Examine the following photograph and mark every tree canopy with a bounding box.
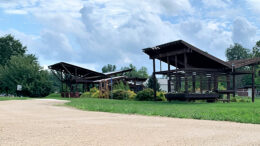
[225,43,251,61]
[121,64,149,78]
[0,55,52,97]
[225,41,260,88]
[102,64,116,73]
[0,34,26,66]
[146,76,160,91]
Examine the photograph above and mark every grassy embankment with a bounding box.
[0,97,28,101]
[45,93,260,124]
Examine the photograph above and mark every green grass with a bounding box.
[0,97,28,101]
[45,94,260,124]
[2,93,260,124]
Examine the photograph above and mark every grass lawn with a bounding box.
[0,97,28,101]
[45,94,260,124]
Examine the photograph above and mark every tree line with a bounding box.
[0,34,59,97]
[225,41,260,88]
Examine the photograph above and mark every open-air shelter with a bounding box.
[143,40,260,102]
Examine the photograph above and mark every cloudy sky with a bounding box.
[0,0,260,73]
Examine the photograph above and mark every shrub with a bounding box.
[113,81,130,90]
[92,91,100,98]
[127,90,136,100]
[112,89,129,100]
[136,88,154,101]
[80,92,91,98]
[156,91,167,101]
[80,87,100,98]
[231,97,237,102]
[239,98,246,102]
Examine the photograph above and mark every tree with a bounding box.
[0,34,26,66]
[102,64,116,73]
[225,43,251,61]
[121,64,149,78]
[146,76,160,91]
[0,55,52,97]
[252,40,260,58]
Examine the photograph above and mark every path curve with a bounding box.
[0,99,260,146]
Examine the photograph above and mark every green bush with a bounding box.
[112,89,127,100]
[231,97,237,102]
[239,98,246,102]
[113,81,130,90]
[156,91,167,101]
[127,90,136,100]
[80,87,100,98]
[136,88,154,101]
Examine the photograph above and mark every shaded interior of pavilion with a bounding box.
[143,40,260,102]
[48,62,146,97]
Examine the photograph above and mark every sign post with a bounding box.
[17,85,22,97]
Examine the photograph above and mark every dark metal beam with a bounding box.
[167,56,171,92]
[153,58,156,98]
[61,64,72,75]
[252,66,255,102]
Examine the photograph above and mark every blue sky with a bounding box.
[0,0,260,74]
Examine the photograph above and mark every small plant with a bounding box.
[239,98,246,102]
[231,97,237,102]
[112,89,129,100]
[136,88,154,101]
[80,87,100,98]
[156,91,167,101]
[127,90,136,100]
[113,81,130,90]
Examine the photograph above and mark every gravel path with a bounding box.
[0,99,260,146]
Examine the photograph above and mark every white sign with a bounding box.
[17,85,22,91]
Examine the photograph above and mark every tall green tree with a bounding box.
[121,64,149,78]
[225,42,260,88]
[146,76,160,91]
[225,43,251,61]
[0,34,26,66]
[0,55,52,97]
[102,64,116,73]
[252,40,260,58]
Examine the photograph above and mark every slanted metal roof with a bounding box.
[48,62,133,81]
[143,40,231,70]
[228,57,260,69]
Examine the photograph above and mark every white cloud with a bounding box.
[202,0,231,8]
[247,0,260,14]
[1,0,260,73]
[232,17,257,48]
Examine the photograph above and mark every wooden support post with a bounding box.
[167,56,171,92]
[192,73,196,93]
[233,71,236,97]
[160,60,162,71]
[75,68,78,93]
[185,75,188,93]
[226,75,230,102]
[252,66,255,103]
[207,75,211,91]
[175,76,178,92]
[60,70,63,93]
[175,55,178,92]
[200,75,203,94]
[153,58,156,98]
[213,74,218,91]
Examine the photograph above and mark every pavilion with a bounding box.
[143,40,260,102]
[48,62,132,97]
[48,62,147,97]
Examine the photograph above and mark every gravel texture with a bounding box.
[0,99,260,146]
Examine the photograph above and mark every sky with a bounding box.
[0,0,260,74]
